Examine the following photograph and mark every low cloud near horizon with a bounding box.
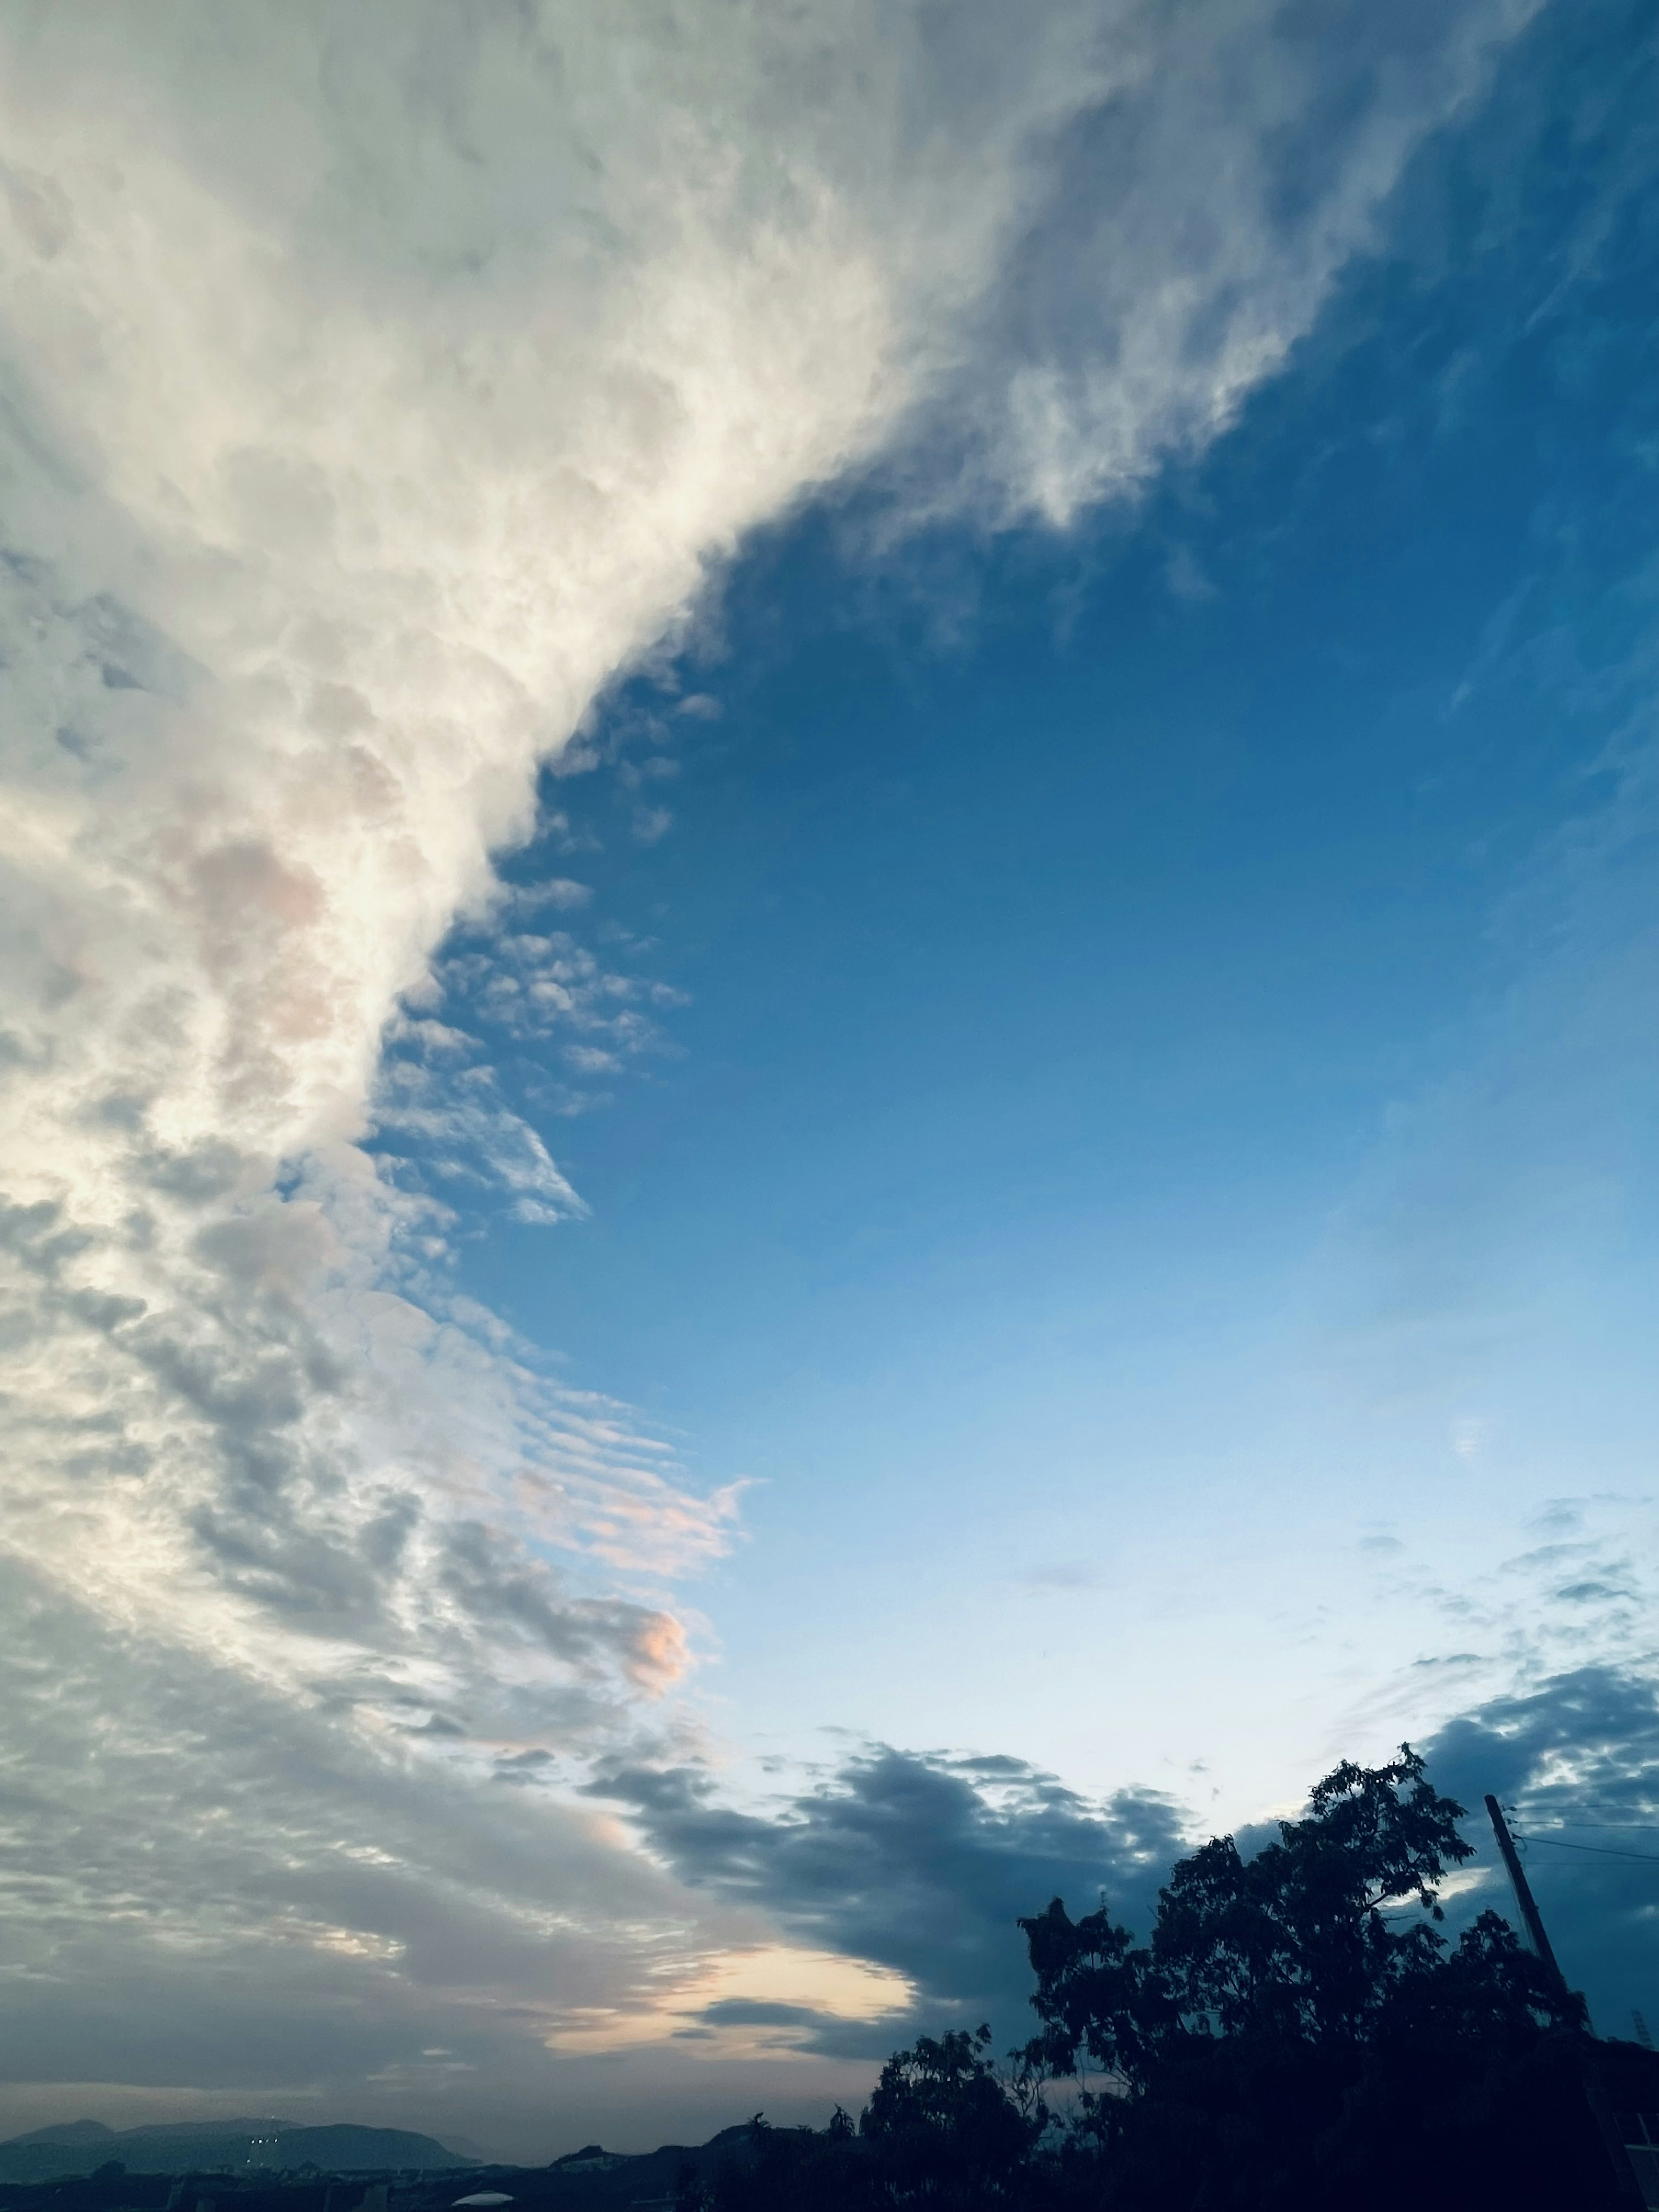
[3,1592,1653,2161]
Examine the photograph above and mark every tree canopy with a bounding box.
[1020,1745,1578,2085]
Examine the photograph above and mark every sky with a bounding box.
[0,0,1656,2165]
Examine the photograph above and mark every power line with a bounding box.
[1484,1797,1645,2206]
[1513,1834,1659,1866]
[1513,1814,1659,1835]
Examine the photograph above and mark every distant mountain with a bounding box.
[3,2126,117,2148]
[0,2123,791,2209]
[0,2122,474,2184]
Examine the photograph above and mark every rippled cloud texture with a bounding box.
[0,0,1537,2154]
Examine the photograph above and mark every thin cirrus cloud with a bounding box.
[0,0,1540,2147]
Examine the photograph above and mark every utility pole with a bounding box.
[1484,1795,1570,1994]
[1485,1795,1644,2206]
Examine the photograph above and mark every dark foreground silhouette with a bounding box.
[6,1754,1654,2211]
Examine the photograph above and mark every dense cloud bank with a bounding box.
[597,1664,1659,2062]
[0,0,1557,2148]
[1425,1666,1659,2039]
[588,1751,1185,2054]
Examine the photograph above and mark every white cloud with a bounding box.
[0,0,1539,2139]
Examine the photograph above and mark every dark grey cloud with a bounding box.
[436,1518,682,1688]
[593,1665,1659,2063]
[588,1749,1185,2052]
[1424,1664,1659,2037]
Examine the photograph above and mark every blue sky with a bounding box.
[0,0,1656,2162]
[453,0,1659,1812]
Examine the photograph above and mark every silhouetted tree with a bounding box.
[861,2026,1042,2203]
[701,2035,1042,2209]
[706,2111,871,2212]
[1021,1748,1496,2080]
[1019,1746,1629,2210]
